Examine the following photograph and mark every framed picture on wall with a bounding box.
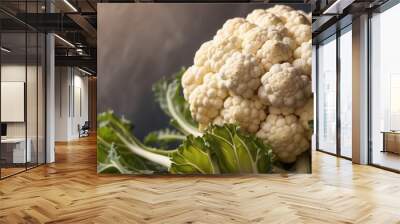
[97,3,313,175]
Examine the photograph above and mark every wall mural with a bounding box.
[97,3,313,175]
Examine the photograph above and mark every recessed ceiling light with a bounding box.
[54,34,75,48]
[63,0,78,12]
[78,67,93,76]
[323,0,355,15]
[1,47,11,53]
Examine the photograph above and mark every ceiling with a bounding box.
[5,0,388,74]
[310,0,390,43]
[0,0,98,74]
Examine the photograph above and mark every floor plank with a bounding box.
[0,135,399,224]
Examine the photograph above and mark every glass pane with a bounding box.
[25,0,38,169]
[339,28,352,158]
[1,31,27,177]
[317,36,337,154]
[38,33,45,165]
[371,4,400,171]
[27,31,38,169]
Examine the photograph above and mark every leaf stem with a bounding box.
[166,81,202,137]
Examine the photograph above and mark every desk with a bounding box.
[381,131,400,154]
[1,138,31,163]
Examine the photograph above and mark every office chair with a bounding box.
[79,121,90,138]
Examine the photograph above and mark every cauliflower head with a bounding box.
[181,5,313,163]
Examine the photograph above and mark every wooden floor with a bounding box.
[0,136,400,224]
[372,150,400,171]
[1,167,26,178]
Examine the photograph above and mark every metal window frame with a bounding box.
[315,18,353,161]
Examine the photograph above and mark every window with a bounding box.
[339,26,352,158]
[370,2,400,171]
[316,24,353,159]
[317,35,337,154]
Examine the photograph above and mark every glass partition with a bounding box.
[0,1,46,179]
[0,31,28,177]
[317,35,337,154]
[27,31,38,169]
[38,32,45,165]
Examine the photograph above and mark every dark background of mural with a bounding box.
[98,3,310,139]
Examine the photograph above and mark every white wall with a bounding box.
[55,67,70,141]
[55,67,89,141]
[1,65,27,140]
[1,65,38,138]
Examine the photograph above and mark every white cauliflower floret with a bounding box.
[217,96,266,133]
[217,18,247,36]
[245,9,265,22]
[258,63,311,108]
[188,74,228,130]
[282,36,297,51]
[207,36,242,73]
[194,41,213,67]
[266,5,294,17]
[246,10,283,29]
[218,52,264,98]
[294,40,312,59]
[256,40,293,71]
[296,10,312,24]
[287,24,311,46]
[215,18,255,40]
[293,40,312,76]
[256,114,309,163]
[293,58,311,76]
[266,25,292,38]
[181,65,212,100]
[241,27,275,55]
[281,10,310,27]
[295,98,314,136]
[264,5,311,47]
[244,24,296,57]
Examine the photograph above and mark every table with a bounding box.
[381,131,400,154]
[1,138,32,164]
